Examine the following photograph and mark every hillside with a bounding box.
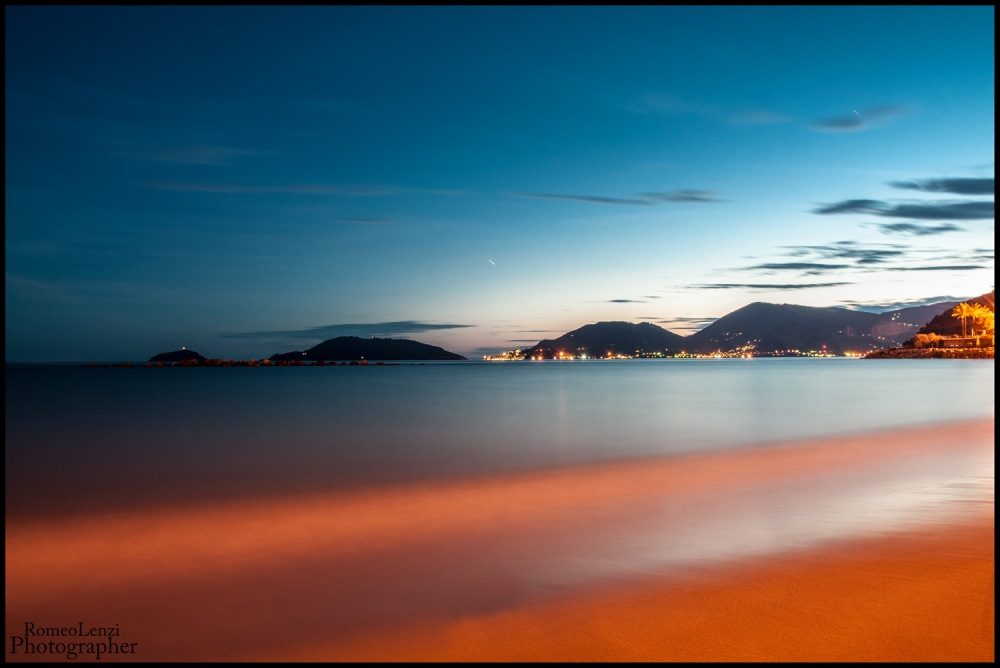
[917,291,995,337]
[519,322,687,359]
[511,297,968,359]
[270,336,467,361]
[685,303,884,355]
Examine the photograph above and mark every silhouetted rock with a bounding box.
[270,336,466,362]
[149,349,207,363]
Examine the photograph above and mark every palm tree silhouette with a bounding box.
[952,303,976,338]
[969,305,994,341]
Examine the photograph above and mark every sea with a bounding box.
[6,358,994,520]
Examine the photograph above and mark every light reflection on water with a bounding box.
[5,358,994,517]
[532,445,994,590]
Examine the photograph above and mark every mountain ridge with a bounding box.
[513,298,976,358]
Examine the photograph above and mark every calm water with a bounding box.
[6,358,995,518]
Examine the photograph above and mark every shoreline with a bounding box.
[865,346,994,359]
[282,520,995,662]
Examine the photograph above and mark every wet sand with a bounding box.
[284,522,995,662]
[5,418,994,661]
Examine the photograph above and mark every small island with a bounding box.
[271,336,467,362]
[149,349,207,363]
[134,336,468,367]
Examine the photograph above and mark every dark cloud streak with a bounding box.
[810,105,904,132]
[814,199,993,221]
[692,282,852,290]
[876,222,963,236]
[748,261,852,274]
[641,189,722,203]
[890,178,994,196]
[884,265,985,272]
[783,242,905,264]
[841,295,969,312]
[518,193,652,206]
[517,190,723,206]
[222,321,474,341]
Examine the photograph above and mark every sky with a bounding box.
[5,6,995,361]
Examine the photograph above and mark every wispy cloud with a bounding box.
[628,92,790,126]
[143,182,399,195]
[840,295,968,312]
[222,321,474,341]
[783,242,905,265]
[510,329,563,334]
[339,217,394,224]
[118,144,267,165]
[692,282,852,290]
[875,222,963,236]
[641,189,722,203]
[607,299,646,303]
[890,177,994,196]
[143,183,471,197]
[516,193,653,206]
[628,92,713,116]
[884,265,985,272]
[728,110,792,125]
[744,240,993,276]
[516,189,722,207]
[651,316,719,332]
[810,105,905,133]
[814,199,993,221]
[747,261,852,274]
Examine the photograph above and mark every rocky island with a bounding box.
[271,336,467,362]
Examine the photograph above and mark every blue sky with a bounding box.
[6,7,994,360]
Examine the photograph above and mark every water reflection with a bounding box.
[5,359,994,518]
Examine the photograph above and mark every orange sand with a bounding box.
[5,418,994,661]
[282,522,996,662]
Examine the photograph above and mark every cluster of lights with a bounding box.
[485,344,867,360]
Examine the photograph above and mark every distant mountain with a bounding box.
[685,303,884,354]
[270,336,467,361]
[917,291,995,337]
[519,322,687,358]
[513,297,969,359]
[149,349,206,363]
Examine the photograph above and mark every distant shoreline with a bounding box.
[864,347,994,359]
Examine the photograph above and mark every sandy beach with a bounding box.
[285,522,995,662]
[5,418,994,661]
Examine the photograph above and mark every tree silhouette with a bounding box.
[952,303,976,338]
[914,333,943,348]
[969,304,994,343]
